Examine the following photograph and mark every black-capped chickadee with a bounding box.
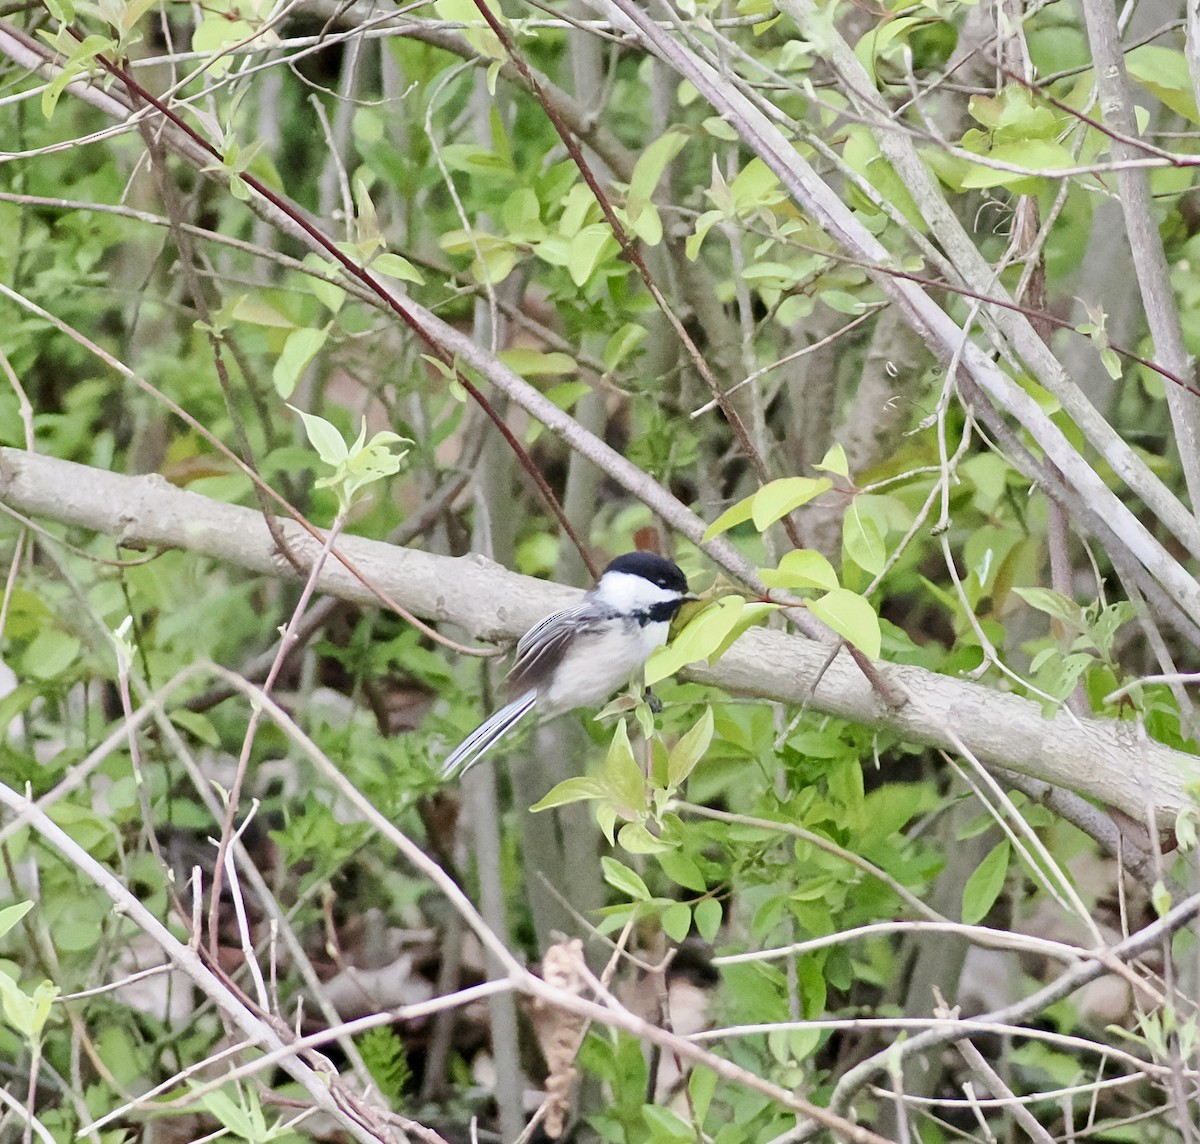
[442,551,694,779]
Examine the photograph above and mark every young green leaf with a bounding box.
[643,1104,693,1140]
[759,548,840,592]
[750,477,832,532]
[808,589,882,659]
[693,898,722,942]
[498,348,578,377]
[273,326,329,399]
[667,707,714,788]
[0,901,33,941]
[371,252,425,285]
[22,628,81,680]
[961,840,1010,924]
[603,720,647,813]
[618,821,672,854]
[1012,586,1086,630]
[645,597,778,685]
[689,1065,718,1124]
[601,856,650,901]
[657,850,707,893]
[530,777,606,813]
[844,507,887,576]
[290,408,409,513]
[815,442,850,477]
[288,405,347,466]
[627,130,689,225]
[661,902,692,943]
[567,225,615,287]
[644,597,741,685]
[703,494,756,541]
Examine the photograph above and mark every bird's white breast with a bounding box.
[540,618,669,714]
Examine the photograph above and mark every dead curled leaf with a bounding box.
[536,939,587,1138]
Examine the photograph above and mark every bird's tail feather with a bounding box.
[441,689,537,779]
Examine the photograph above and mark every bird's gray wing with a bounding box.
[506,600,615,694]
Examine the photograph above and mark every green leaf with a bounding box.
[0,974,56,1043]
[21,628,81,680]
[27,981,57,1041]
[657,850,707,893]
[629,203,663,246]
[301,254,346,314]
[815,442,849,477]
[689,1065,717,1124]
[661,902,692,943]
[169,708,221,747]
[667,707,714,788]
[41,34,112,119]
[0,974,36,1040]
[197,1087,258,1141]
[1126,45,1200,124]
[567,225,615,287]
[1100,347,1122,381]
[371,252,425,285]
[627,130,689,225]
[0,902,32,941]
[229,293,295,329]
[844,506,887,575]
[433,0,505,58]
[273,326,329,399]
[759,549,840,592]
[47,802,116,856]
[191,14,255,74]
[842,124,926,230]
[686,208,724,260]
[645,596,741,685]
[602,856,650,901]
[808,589,881,659]
[1152,879,1172,917]
[530,777,606,812]
[703,495,756,541]
[646,598,777,685]
[854,15,927,76]
[603,323,648,372]
[959,139,1077,189]
[1175,807,1197,853]
[962,840,1010,924]
[729,157,784,213]
[597,802,618,846]
[288,405,347,466]
[289,409,408,512]
[603,720,647,813]
[1012,586,1085,629]
[358,1025,412,1105]
[618,821,672,854]
[750,477,832,531]
[642,1104,693,1140]
[498,348,578,377]
[693,898,722,942]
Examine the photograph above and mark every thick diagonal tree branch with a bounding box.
[2,447,1196,825]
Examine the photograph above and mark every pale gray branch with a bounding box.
[1081,0,1200,515]
[2,447,1196,824]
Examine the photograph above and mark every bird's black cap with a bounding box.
[602,551,690,594]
